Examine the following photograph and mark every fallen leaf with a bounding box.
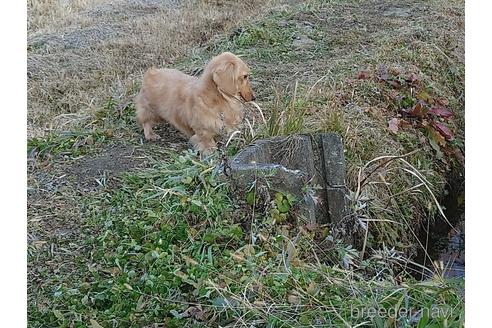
[432,121,455,141]
[183,255,198,266]
[193,308,207,321]
[287,293,301,305]
[435,97,449,106]
[390,66,402,76]
[404,102,426,118]
[452,147,465,163]
[111,267,120,276]
[428,137,445,161]
[136,295,146,312]
[231,251,245,262]
[423,126,446,161]
[357,70,371,79]
[257,232,268,242]
[416,90,434,104]
[428,106,454,118]
[253,300,266,307]
[399,119,412,129]
[304,223,319,231]
[388,79,402,89]
[174,271,188,280]
[243,244,255,256]
[425,126,446,147]
[406,72,421,85]
[306,281,319,295]
[181,306,207,321]
[388,118,399,134]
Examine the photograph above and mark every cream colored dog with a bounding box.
[135,52,255,154]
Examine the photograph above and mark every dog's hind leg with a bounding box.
[136,93,161,141]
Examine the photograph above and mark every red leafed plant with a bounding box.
[357,65,462,163]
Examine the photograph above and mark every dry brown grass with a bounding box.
[28,0,106,32]
[27,0,279,138]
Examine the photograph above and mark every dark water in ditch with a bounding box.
[414,169,465,280]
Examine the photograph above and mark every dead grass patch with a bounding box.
[28,0,279,137]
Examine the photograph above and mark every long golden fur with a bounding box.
[135,52,255,154]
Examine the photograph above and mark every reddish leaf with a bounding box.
[357,70,371,79]
[432,121,455,141]
[435,97,449,106]
[388,118,399,134]
[406,73,421,85]
[390,66,402,76]
[404,102,426,118]
[388,80,402,89]
[428,106,454,118]
[399,119,412,129]
[426,126,446,147]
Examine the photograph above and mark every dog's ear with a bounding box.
[212,61,238,96]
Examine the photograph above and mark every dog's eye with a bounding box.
[243,74,249,80]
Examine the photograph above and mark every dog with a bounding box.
[135,52,255,154]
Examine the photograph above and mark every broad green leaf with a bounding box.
[246,191,256,205]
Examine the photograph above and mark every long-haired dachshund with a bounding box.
[135,52,255,154]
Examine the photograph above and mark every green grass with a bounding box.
[28,151,464,327]
[27,98,138,159]
[28,130,110,158]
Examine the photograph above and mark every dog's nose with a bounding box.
[252,94,256,101]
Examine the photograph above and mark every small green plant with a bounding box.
[94,97,137,128]
[27,130,109,158]
[322,109,344,134]
[270,191,295,224]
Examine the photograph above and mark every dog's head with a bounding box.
[210,52,255,102]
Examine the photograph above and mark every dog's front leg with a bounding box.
[189,131,217,155]
[142,122,161,141]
